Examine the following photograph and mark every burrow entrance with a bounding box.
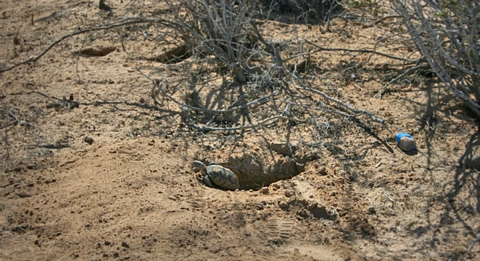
[214,143,319,190]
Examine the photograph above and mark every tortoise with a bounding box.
[192,160,239,190]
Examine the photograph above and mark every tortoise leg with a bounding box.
[204,176,214,188]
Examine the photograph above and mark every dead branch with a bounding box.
[285,67,386,124]
[371,15,403,26]
[0,17,174,73]
[0,109,19,130]
[187,115,281,132]
[7,110,18,124]
[460,233,480,261]
[304,39,420,64]
[377,63,424,98]
[139,69,279,114]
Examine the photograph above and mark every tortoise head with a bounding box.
[192,160,207,174]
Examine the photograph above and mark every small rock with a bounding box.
[297,209,310,218]
[259,187,269,194]
[13,35,20,45]
[318,167,328,175]
[18,120,31,127]
[284,190,295,197]
[84,136,94,145]
[278,201,288,208]
[367,205,376,214]
[396,133,417,152]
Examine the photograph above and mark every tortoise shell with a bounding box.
[192,161,239,190]
[205,164,239,190]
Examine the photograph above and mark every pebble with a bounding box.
[396,133,417,152]
[18,120,31,127]
[318,167,328,176]
[84,136,94,145]
[367,205,376,214]
[278,201,288,208]
[256,203,264,210]
[284,190,295,197]
[259,187,269,194]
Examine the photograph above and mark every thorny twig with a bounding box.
[377,63,424,98]
[460,233,480,261]
[139,69,292,131]
[138,69,279,114]
[285,67,386,124]
[0,17,174,73]
[304,39,420,64]
[420,236,434,261]
[0,110,19,130]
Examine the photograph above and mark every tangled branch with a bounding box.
[1,0,390,136]
[0,17,174,73]
[390,0,480,116]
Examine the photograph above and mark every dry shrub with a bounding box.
[152,0,384,132]
[390,0,480,117]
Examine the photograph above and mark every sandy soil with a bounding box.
[1,1,479,260]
